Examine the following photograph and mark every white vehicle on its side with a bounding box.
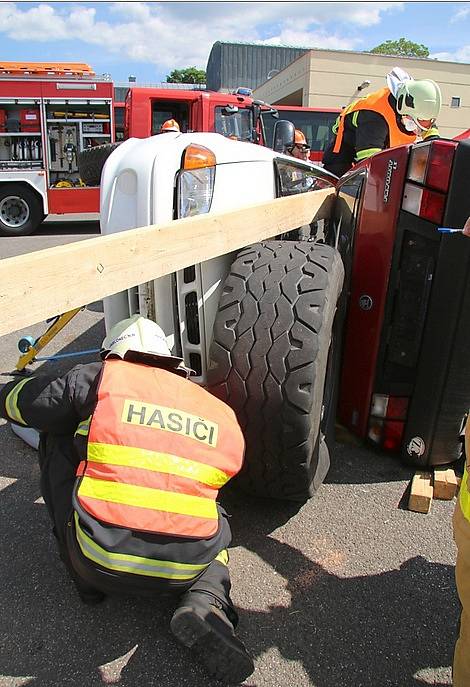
[82,129,343,502]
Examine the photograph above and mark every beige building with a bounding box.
[253,48,470,138]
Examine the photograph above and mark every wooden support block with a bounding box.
[433,467,458,500]
[408,471,433,514]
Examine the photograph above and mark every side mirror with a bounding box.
[222,105,239,115]
[273,119,295,152]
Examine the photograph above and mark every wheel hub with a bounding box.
[0,195,30,228]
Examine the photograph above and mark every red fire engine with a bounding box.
[117,87,338,162]
[0,62,114,236]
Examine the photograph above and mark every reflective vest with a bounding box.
[332,87,415,154]
[460,419,470,524]
[75,359,244,539]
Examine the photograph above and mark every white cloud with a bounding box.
[0,2,404,72]
[430,46,470,62]
[450,3,470,23]
[261,29,362,51]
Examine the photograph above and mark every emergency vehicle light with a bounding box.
[407,140,455,193]
[402,183,446,225]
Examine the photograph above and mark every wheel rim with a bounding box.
[0,195,30,228]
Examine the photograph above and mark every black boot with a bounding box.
[170,592,254,684]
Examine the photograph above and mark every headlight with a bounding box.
[177,167,215,218]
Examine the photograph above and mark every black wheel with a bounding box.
[0,184,44,237]
[208,241,344,502]
[78,143,121,186]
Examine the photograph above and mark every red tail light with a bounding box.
[368,394,409,451]
[402,183,446,224]
[426,141,455,192]
[407,140,456,192]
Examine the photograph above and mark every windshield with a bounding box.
[214,107,254,142]
[262,110,338,152]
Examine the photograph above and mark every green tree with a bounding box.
[370,38,429,58]
[166,67,206,84]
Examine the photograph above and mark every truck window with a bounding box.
[262,110,337,152]
[151,101,189,135]
[214,107,253,141]
[275,159,335,197]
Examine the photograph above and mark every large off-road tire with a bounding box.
[0,183,44,237]
[78,142,121,186]
[208,241,344,502]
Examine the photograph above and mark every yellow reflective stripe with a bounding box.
[87,442,229,488]
[355,147,381,162]
[79,475,218,520]
[215,549,229,566]
[422,126,439,139]
[75,416,91,437]
[352,110,359,128]
[5,377,33,425]
[74,513,207,579]
[459,468,470,522]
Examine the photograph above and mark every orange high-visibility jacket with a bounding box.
[76,359,245,538]
[333,87,415,154]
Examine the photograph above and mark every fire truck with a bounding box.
[115,86,338,162]
[0,62,114,236]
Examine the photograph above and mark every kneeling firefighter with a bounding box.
[0,315,254,683]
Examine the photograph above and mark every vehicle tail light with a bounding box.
[367,394,409,451]
[407,140,456,192]
[402,183,446,224]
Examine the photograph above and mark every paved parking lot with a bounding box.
[0,227,460,686]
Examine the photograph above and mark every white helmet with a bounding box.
[101,315,186,369]
[395,79,441,125]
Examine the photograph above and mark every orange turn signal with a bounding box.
[182,144,216,170]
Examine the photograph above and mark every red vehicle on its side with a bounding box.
[0,62,114,236]
[334,137,470,468]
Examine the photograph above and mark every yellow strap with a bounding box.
[460,468,470,522]
[87,442,229,488]
[215,549,229,566]
[74,513,208,579]
[5,377,33,425]
[75,416,91,437]
[355,147,381,162]
[352,111,359,128]
[79,475,218,520]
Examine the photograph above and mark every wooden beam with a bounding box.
[433,467,458,500]
[408,471,433,514]
[0,188,334,337]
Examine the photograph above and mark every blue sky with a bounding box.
[0,2,469,84]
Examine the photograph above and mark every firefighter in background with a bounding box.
[323,71,442,177]
[286,129,311,161]
[160,118,181,133]
[0,315,254,684]
[453,215,470,687]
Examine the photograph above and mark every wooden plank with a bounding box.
[408,471,433,514]
[0,188,334,337]
[433,467,458,500]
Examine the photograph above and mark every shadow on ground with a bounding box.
[0,420,458,687]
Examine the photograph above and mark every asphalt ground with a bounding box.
[0,225,460,687]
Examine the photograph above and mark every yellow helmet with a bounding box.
[396,79,441,125]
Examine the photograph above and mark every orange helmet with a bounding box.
[294,129,308,146]
[160,118,180,133]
